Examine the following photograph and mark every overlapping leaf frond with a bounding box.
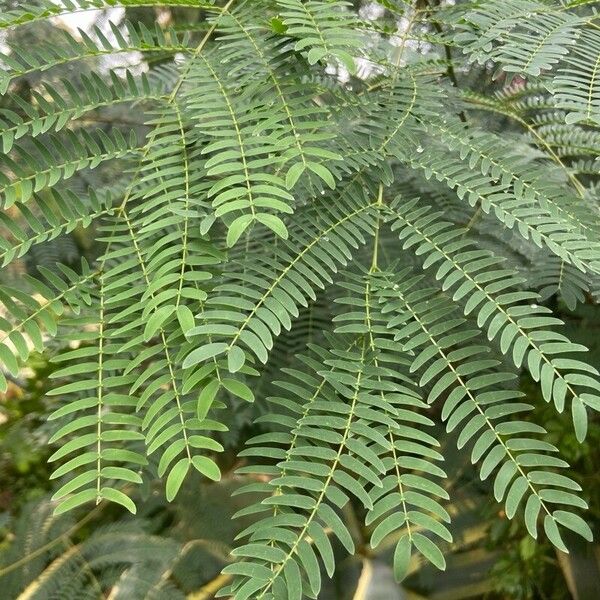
[0,70,168,153]
[0,20,195,95]
[387,196,600,441]
[553,28,600,125]
[224,268,450,598]
[376,269,592,551]
[0,186,116,267]
[126,103,216,316]
[0,0,219,30]
[455,0,582,77]
[183,183,379,375]
[0,259,95,391]
[93,201,226,501]
[275,0,363,73]
[0,128,139,209]
[47,272,145,515]
[216,6,342,190]
[340,270,451,578]
[183,51,297,244]
[528,252,591,310]
[406,118,600,274]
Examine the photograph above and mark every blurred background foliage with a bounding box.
[0,1,599,599]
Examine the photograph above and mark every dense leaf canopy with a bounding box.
[1,0,600,598]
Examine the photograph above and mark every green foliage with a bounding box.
[1,0,600,598]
